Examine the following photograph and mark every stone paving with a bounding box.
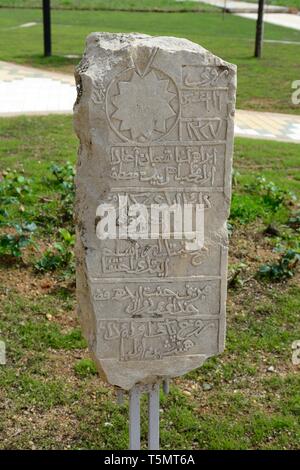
[196,0,300,31]
[235,109,300,143]
[196,0,288,13]
[0,61,74,115]
[236,12,300,31]
[1,60,300,144]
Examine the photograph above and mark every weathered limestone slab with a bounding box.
[74,32,236,390]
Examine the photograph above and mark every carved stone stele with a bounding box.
[74,33,236,390]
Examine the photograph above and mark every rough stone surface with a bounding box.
[74,32,236,390]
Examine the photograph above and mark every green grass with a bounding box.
[230,139,300,225]
[74,358,98,378]
[1,0,299,13]
[1,115,299,224]
[0,0,215,11]
[1,8,300,113]
[233,138,300,192]
[270,0,300,7]
[1,0,299,11]
[0,115,299,449]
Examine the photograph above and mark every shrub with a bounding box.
[35,228,75,272]
[0,222,37,258]
[258,248,300,281]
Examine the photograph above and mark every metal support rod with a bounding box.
[148,383,160,450]
[129,386,141,450]
[254,0,265,58]
[42,0,52,57]
[116,389,125,405]
[163,379,169,395]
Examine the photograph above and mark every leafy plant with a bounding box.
[288,211,300,230]
[35,228,75,272]
[230,176,297,225]
[0,222,37,258]
[258,248,300,281]
[228,262,248,288]
[49,162,75,223]
[50,161,74,191]
[0,169,31,204]
[245,176,296,212]
[230,193,266,224]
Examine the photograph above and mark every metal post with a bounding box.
[254,0,265,58]
[163,379,169,395]
[129,386,141,450]
[116,388,125,405]
[42,0,52,57]
[148,383,160,450]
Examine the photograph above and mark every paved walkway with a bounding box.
[235,109,300,143]
[196,0,288,13]
[0,61,74,115]
[197,0,300,31]
[236,12,300,30]
[1,61,300,143]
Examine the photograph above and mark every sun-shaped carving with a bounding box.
[106,67,179,143]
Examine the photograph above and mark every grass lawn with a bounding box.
[0,8,300,114]
[0,0,216,11]
[271,0,300,7]
[1,0,299,10]
[0,115,299,449]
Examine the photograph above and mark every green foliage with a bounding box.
[49,161,75,192]
[0,161,75,270]
[258,247,300,281]
[0,169,31,204]
[35,228,75,272]
[230,176,297,225]
[0,221,37,258]
[288,211,300,230]
[229,176,300,283]
[228,262,248,288]
[230,193,266,224]
[74,358,98,378]
[48,162,75,223]
[245,176,296,212]
[0,168,42,257]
